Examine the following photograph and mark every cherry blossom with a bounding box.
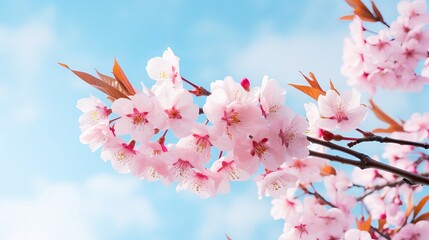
[100,139,138,173]
[256,168,298,199]
[316,89,367,132]
[111,92,166,142]
[77,95,111,131]
[270,188,302,221]
[392,221,429,240]
[176,169,216,199]
[156,85,199,137]
[146,47,182,88]
[344,229,372,240]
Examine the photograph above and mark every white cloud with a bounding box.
[195,188,276,240]
[0,6,56,125]
[0,6,56,76]
[0,174,159,240]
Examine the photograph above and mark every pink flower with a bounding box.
[129,142,172,184]
[286,157,324,184]
[270,188,302,221]
[317,89,367,131]
[146,47,182,88]
[259,75,287,123]
[111,92,166,142]
[211,155,249,182]
[279,198,322,240]
[79,120,114,152]
[392,221,429,240]
[363,193,386,220]
[77,95,111,131]
[203,76,264,140]
[404,112,429,139]
[101,139,138,173]
[344,229,372,240]
[386,203,406,228]
[175,124,213,166]
[256,168,298,199]
[169,158,195,182]
[210,155,249,194]
[155,85,199,137]
[176,169,216,198]
[397,0,429,26]
[314,207,350,239]
[233,125,285,173]
[271,108,310,162]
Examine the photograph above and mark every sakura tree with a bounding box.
[62,0,429,239]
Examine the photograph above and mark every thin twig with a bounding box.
[348,134,429,149]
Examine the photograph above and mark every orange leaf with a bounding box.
[414,195,429,219]
[369,99,403,133]
[340,15,355,21]
[356,215,372,232]
[413,211,429,223]
[406,193,414,219]
[354,7,377,22]
[299,71,323,91]
[378,218,386,231]
[342,0,379,22]
[59,63,129,101]
[320,165,337,176]
[344,0,365,9]
[96,70,129,96]
[371,0,384,22]
[289,84,325,101]
[113,58,136,95]
[329,80,340,95]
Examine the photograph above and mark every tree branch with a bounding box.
[307,136,429,186]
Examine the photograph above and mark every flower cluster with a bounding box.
[77,47,316,199]
[342,0,429,94]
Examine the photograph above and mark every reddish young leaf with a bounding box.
[356,215,372,232]
[113,58,136,95]
[59,63,129,100]
[289,84,325,101]
[96,70,129,96]
[413,212,429,223]
[414,195,429,219]
[340,15,355,21]
[329,80,340,95]
[378,218,386,231]
[290,72,326,101]
[369,99,404,133]
[406,193,414,220]
[320,165,337,176]
[341,0,379,23]
[225,234,232,240]
[299,71,323,91]
[354,7,377,22]
[371,0,384,22]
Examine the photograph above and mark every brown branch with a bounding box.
[348,134,429,149]
[307,136,429,186]
[356,180,405,201]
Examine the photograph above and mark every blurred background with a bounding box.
[0,0,422,239]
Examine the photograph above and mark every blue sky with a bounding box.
[0,0,427,240]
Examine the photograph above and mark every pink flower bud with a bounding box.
[240,77,250,91]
